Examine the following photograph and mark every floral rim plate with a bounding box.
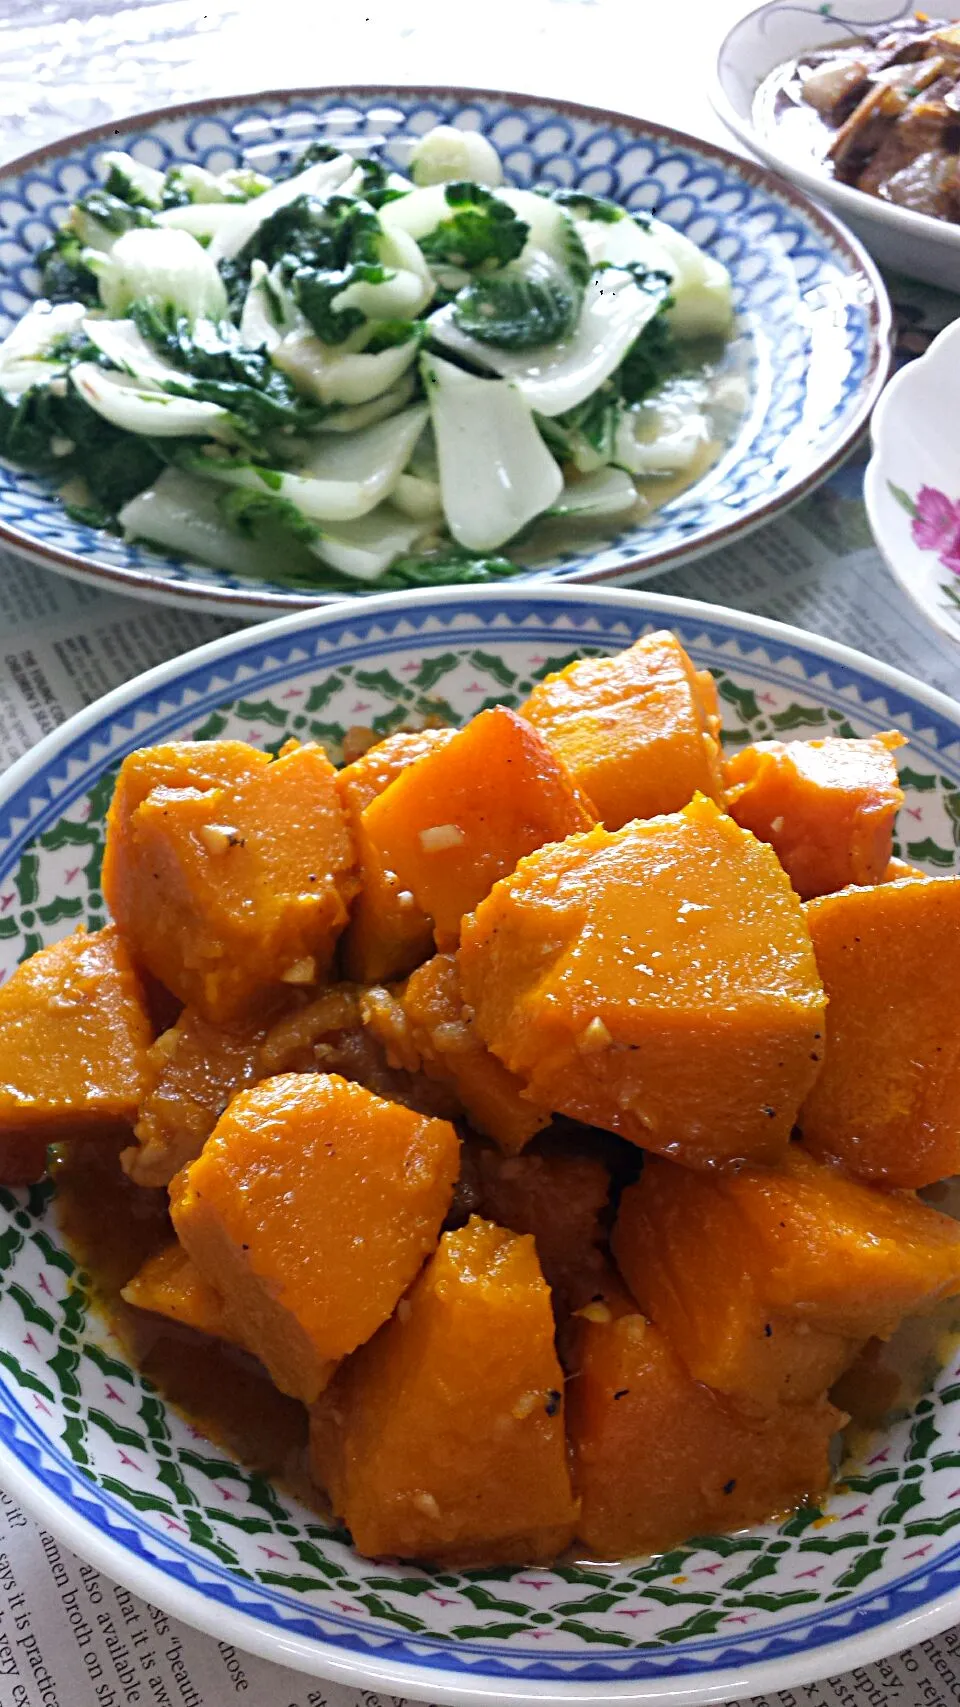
[864,316,960,647]
[4,585,960,1703]
[0,83,892,619]
[711,0,960,293]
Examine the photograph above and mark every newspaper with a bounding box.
[3,0,960,1699]
[2,432,960,1707]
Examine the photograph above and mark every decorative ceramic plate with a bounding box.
[4,585,960,1703]
[712,0,960,292]
[0,85,891,619]
[865,316,960,646]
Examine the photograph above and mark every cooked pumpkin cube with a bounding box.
[125,1004,280,1188]
[566,1297,841,1557]
[336,728,455,983]
[125,985,361,1188]
[0,925,153,1178]
[882,858,928,883]
[800,876,960,1186]
[121,1241,241,1345]
[103,738,358,1022]
[724,733,904,900]
[519,631,723,829]
[357,707,595,953]
[613,1149,960,1410]
[394,953,549,1153]
[310,1217,578,1563]
[475,1143,610,1315]
[459,794,826,1169]
[170,1072,458,1403]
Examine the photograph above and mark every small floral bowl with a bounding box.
[864,317,960,645]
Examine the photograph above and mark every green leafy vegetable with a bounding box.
[419,182,528,271]
[103,165,158,212]
[37,228,101,305]
[450,210,590,349]
[535,185,625,224]
[0,381,163,514]
[129,301,328,440]
[217,485,320,544]
[73,190,154,237]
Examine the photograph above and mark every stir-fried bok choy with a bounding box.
[0,124,738,590]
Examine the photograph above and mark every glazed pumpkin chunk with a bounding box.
[613,1149,960,1410]
[724,732,904,900]
[800,876,960,1186]
[367,952,549,1153]
[121,1241,243,1346]
[566,1295,841,1557]
[475,1143,610,1315]
[519,630,723,829]
[102,738,358,1022]
[170,1072,458,1403]
[0,926,153,1179]
[459,794,826,1169]
[336,728,455,983]
[357,706,595,953]
[124,985,362,1187]
[310,1217,578,1563]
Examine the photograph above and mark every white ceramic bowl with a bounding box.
[5,586,960,1701]
[865,315,960,644]
[712,0,960,290]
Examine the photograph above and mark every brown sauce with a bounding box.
[51,1133,960,1530]
[50,1137,311,1491]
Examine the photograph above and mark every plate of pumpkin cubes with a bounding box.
[2,585,960,1698]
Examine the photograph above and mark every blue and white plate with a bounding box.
[4,585,960,1703]
[0,86,892,618]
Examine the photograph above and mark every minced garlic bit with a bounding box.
[199,822,241,855]
[770,815,785,834]
[575,1300,612,1324]
[396,1298,412,1324]
[395,888,417,910]
[412,1490,441,1520]
[578,1016,612,1054]
[281,956,316,985]
[50,435,75,457]
[418,823,465,853]
[511,1390,540,1421]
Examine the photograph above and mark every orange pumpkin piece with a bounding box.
[0,926,152,1180]
[724,733,904,901]
[800,876,960,1187]
[882,857,929,883]
[102,738,358,1022]
[170,1072,458,1403]
[357,706,595,953]
[121,1241,242,1346]
[566,1295,841,1557]
[310,1217,578,1564]
[125,1004,280,1188]
[459,794,826,1170]
[613,1148,960,1410]
[475,1144,610,1315]
[519,630,723,830]
[336,728,455,983]
[125,985,362,1188]
[392,953,549,1153]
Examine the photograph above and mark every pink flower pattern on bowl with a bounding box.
[910,485,960,575]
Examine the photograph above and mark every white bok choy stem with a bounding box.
[82,316,188,385]
[427,268,668,418]
[391,471,443,520]
[90,226,229,323]
[186,403,429,523]
[207,154,358,264]
[71,363,237,440]
[118,467,317,578]
[274,327,420,406]
[309,504,436,581]
[548,467,638,518]
[422,353,562,550]
[0,301,87,400]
